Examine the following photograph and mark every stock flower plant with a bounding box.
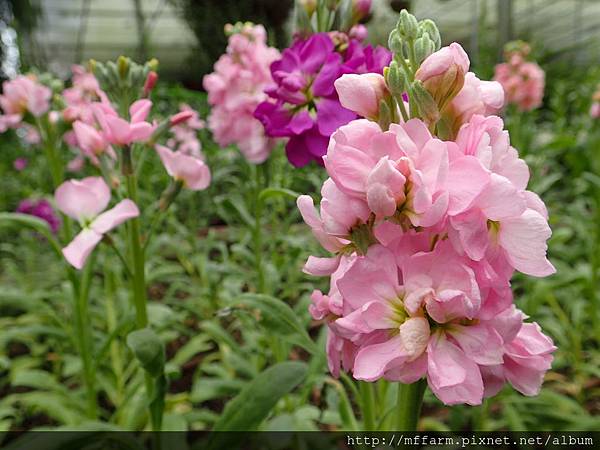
[298,11,556,424]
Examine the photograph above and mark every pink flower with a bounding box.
[324,118,448,226]
[441,72,504,138]
[334,73,389,120]
[92,100,154,146]
[493,55,545,112]
[72,121,111,162]
[167,104,205,159]
[203,24,280,164]
[62,65,108,125]
[0,75,51,118]
[155,145,211,191]
[13,157,28,171]
[591,102,600,119]
[143,71,158,97]
[55,177,139,269]
[447,115,555,277]
[298,30,555,405]
[416,43,469,110]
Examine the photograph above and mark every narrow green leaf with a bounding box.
[206,362,307,449]
[232,293,317,354]
[258,187,300,204]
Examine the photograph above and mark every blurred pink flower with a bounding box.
[494,53,545,112]
[203,24,280,164]
[13,157,28,171]
[55,177,139,269]
[92,99,155,146]
[155,144,211,191]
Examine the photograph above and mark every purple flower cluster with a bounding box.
[254,32,391,167]
[16,199,61,234]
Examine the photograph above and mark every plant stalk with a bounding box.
[74,253,97,418]
[395,379,427,431]
[359,381,377,431]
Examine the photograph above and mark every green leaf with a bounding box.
[258,187,300,204]
[190,377,246,403]
[0,213,63,259]
[126,328,165,378]
[232,294,317,354]
[206,362,307,449]
[170,335,213,367]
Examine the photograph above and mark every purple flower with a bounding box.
[254,32,391,167]
[13,157,28,171]
[16,199,61,234]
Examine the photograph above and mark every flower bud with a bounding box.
[299,0,317,16]
[398,9,418,40]
[170,110,193,126]
[325,0,339,11]
[415,42,469,112]
[117,55,130,80]
[388,29,403,54]
[410,80,440,124]
[335,73,389,121]
[414,32,436,65]
[377,98,392,130]
[419,19,441,50]
[385,61,407,98]
[295,3,313,37]
[352,0,371,21]
[143,71,158,97]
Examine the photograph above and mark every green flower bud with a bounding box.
[419,19,441,50]
[385,60,407,97]
[398,9,418,40]
[117,55,130,80]
[378,98,392,131]
[388,29,404,55]
[414,33,435,65]
[410,80,440,124]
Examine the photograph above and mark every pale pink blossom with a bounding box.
[92,100,155,146]
[334,73,389,120]
[155,145,211,191]
[55,177,139,269]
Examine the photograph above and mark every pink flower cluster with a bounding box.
[166,103,205,159]
[299,43,556,406]
[0,74,51,132]
[203,24,280,164]
[494,53,545,112]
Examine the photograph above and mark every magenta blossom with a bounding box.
[254,32,391,167]
[55,177,139,269]
[16,198,61,234]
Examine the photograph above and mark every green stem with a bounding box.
[74,253,97,419]
[104,266,125,408]
[253,164,266,293]
[395,379,427,431]
[359,381,377,431]
[123,146,163,432]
